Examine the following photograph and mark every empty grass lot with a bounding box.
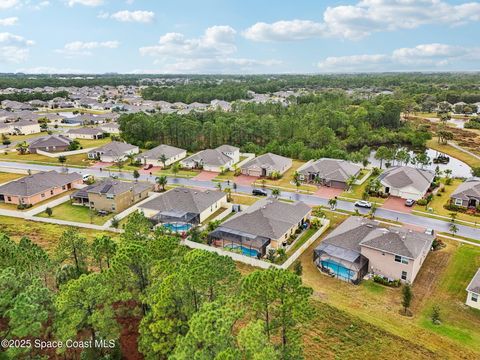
[0,172,24,184]
[37,201,114,226]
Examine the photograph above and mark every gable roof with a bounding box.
[298,158,361,183]
[75,179,152,197]
[0,170,82,197]
[378,166,435,193]
[28,135,71,149]
[467,268,480,294]
[88,141,137,158]
[218,198,311,240]
[183,148,233,167]
[137,144,185,161]
[451,178,480,201]
[139,187,226,215]
[240,153,291,172]
[67,127,105,135]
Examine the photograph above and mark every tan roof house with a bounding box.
[28,135,72,154]
[180,145,240,172]
[87,141,139,162]
[378,166,435,200]
[0,170,82,206]
[240,153,292,177]
[450,178,480,209]
[135,144,187,168]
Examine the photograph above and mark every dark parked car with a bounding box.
[144,163,153,170]
[252,188,268,196]
[405,199,415,207]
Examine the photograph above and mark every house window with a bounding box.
[395,255,409,264]
[41,193,45,198]
[401,271,407,281]
[50,190,54,195]
[7,196,11,201]
[111,205,116,211]
[472,293,478,302]
[455,198,463,206]
[62,185,66,190]
[106,194,114,199]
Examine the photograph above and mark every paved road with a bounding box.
[1,160,480,241]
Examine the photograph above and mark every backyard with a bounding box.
[36,201,114,226]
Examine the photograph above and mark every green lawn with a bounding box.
[0,172,24,184]
[286,227,317,256]
[255,160,317,192]
[201,207,228,225]
[427,138,480,168]
[231,194,259,205]
[37,201,114,226]
[340,173,385,204]
[77,137,112,149]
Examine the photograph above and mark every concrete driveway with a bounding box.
[192,171,219,181]
[382,196,412,213]
[315,186,343,198]
[233,174,257,186]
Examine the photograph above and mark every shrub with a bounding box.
[373,275,401,287]
[416,199,428,206]
[17,203,32,210]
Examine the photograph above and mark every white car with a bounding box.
[82,174,92,182]
[425,228,435,236]
[354,200,372,208]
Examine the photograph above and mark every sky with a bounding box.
[0,0,479,74]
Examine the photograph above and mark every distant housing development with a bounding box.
[314,217,434,284]
[0,171,82,206]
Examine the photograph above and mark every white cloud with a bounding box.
[109,10,155,23]
[56,40,119,56]
[0,0,20,9]
[32,1,50,10]
[67,0,103,7]
[0,17,19,26]
[0,32,34,63]
[140,25,281,73]
[244,0,480,41]
[317,43,480,72]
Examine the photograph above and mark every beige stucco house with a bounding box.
[135,144,187,168]
[466,268,480,310]
[378,166,435,200]
[180,145,240,172]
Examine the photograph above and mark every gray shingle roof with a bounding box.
[467,268,480,294]
[378,166,435,193]
[183,145,236,167]
[139,187,226,215]
[28,135,71,149]
[0,170,82,197]
[88,141,137,158]
[451,178,480,201]
[240,153,291,173]
[67,127,105,135]
[137,144,185,161]
[75,179,152,197]
[219,198,311,240]
[298,158,361,183]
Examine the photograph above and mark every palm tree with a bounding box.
[126,153,136,166]
[271,188,280,198]
[223,187,232,202]
[155,175,168,192]
[346,175,356,192]
[171,162,180,177]
[450,223,458,236]
[16,141,28,155]
[328,198,337,210]
[159,153,168,168]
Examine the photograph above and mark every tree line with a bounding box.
[119,92,431,162]
[0,212,313,359]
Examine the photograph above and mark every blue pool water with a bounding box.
[321,260,354,280]
[163,223,192,232]
[225,244,259,257]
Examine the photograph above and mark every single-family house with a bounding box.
[450,178,480,209]
[28,135,72,154]
[136,144,187,168]
[297,158,362,189]
[209,198,311,257]
[313,217,434,284]
[240,153,292,177]
[66,127,105,140]
[0,170,82,206]
[12,120,42,135]
[138,187,227,225]
[466,268,480,310]
[378,166,435,200]
[87,141,139,162]
[99,122,120,134]
[71,179,153,213]
[180,145,240,172]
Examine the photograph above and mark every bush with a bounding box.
[17,203,32,210]
[2,139,10,145]
[373,275,401,287]
[416,199,428,206]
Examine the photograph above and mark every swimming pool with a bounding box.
[321,260,354,281]
[162,223,192,232]
[224,244,259,257]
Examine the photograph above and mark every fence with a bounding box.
[36,147,97,158]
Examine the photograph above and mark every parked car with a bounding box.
[110,174,118,179]
[425,228,435,236]
[354,200,372,208]
[144,163,153,170]
[82,174,92,182]
[252,188,268,196]
[405,199,415,207]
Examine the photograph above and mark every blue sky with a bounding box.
[0,0,479,74]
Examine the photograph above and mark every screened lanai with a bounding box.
[150,209,200,225]
[313,242,369,284]
[208,226,270,258]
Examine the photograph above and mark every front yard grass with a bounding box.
[254,160,317,192]
[37,201,114,226]
[77,137,112,149]
[230,193,259,205]
[340,174,385,204]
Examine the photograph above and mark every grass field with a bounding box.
[427,138,480,168]
[37,201,114,226]
[77,137,112,149]
[0,172,24,184]
[0,216,114,252]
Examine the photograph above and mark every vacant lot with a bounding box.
[37,201,114,226]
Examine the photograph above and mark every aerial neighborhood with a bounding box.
[0,74,479,359]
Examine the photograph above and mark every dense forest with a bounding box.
[119,92,431,161]
[141,83,251,103]
[0,212,312,359]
